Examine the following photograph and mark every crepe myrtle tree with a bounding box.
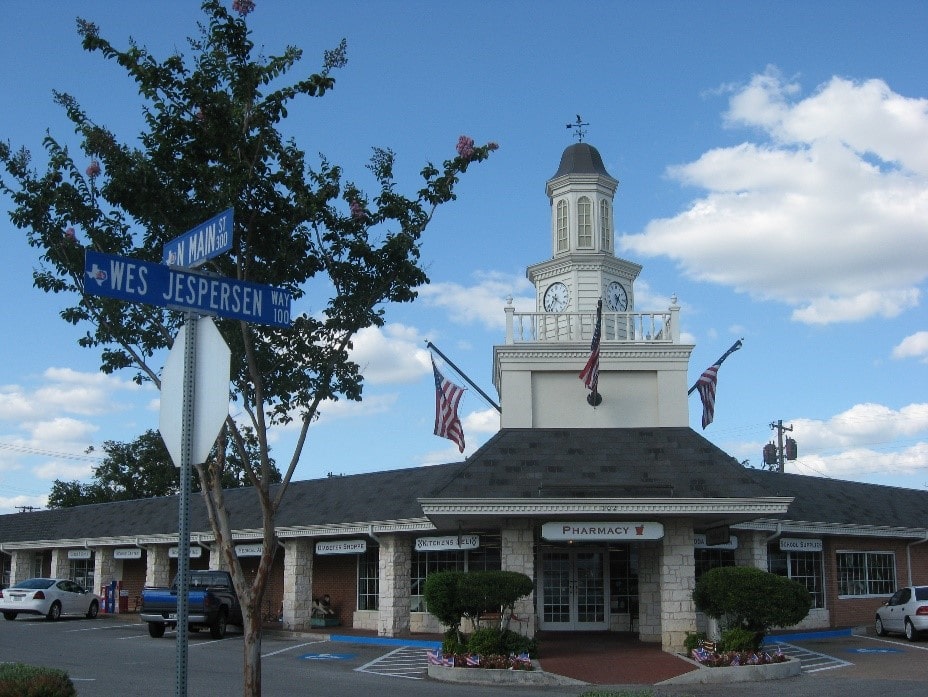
[0,2,496,695]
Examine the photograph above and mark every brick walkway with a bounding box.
[536,632,698,685]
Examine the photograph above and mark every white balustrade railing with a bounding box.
[503,303,681,345]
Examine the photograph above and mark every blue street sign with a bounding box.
[85,250,292,328]
[162,208,233,268]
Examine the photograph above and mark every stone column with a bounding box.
[660,518,697,652]
[282,539,313,631]
[50,549,68,580]
[734,531,769,570]
[9,550,33,586]
[209,543,231,571]
[377,534,410,637]
[501,521,536,637]
[145,546,171,587]
[637,543,661,641]
[94,548,118,605]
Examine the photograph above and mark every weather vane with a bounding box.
[566,114,589,142]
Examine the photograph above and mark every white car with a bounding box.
[875,585,928,641]
[0,578,101,621]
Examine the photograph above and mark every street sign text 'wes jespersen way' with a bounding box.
[84,250,291,328]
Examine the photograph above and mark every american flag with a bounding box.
[578,299,603,394]
[694,339,742,429]
[432,357,465,452]
[465,654,480,666]
[426,649,444,665]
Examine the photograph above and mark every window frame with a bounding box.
[836,550,896,598]
[556,200,568,252]
[599,199,611,251]
[577,196,593,248]
[409,534,501,612]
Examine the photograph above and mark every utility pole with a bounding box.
[763,420,798,473]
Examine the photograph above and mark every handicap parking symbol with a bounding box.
[300,653,356,661]
[846,647,903,654]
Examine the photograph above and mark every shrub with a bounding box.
[719,627,757,652]
[683,631,707,653]
[441,628,468,656]
[423,569,533,635]
[463,627,537,658]
[0,663,76,697]
[693,566,812,645]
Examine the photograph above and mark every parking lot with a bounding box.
[3,616,928,697]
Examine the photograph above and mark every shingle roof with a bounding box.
[744,469,928,531]
[551,143,613,179]
[1,428,925,546]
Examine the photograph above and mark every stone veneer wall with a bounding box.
[145,546,171,588]
[637,543,661,641]
[659,518,697,652]
[735,530,769,569]
[49,549,67,579]
[9,550,32,586]
[93,548,118,599]
[501,521,536,637]
[378,534,410,637]
[282,539,313,631]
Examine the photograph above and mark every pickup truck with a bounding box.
[139,569,243,639]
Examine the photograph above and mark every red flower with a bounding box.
[86,160,101,178]
[232,0,255,16]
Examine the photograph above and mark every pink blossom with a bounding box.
[86,160,101,178]
[232,0,255,16]
[64,227,77,243]
[456,135,475,160]
[195,107,205,122]
[349,200,367,220]
[487,142,499,151]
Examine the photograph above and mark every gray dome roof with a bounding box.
[552,143,613,179]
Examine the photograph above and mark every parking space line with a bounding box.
[859,634,928,652]
[771,642,854,673]
[355,646,429,680]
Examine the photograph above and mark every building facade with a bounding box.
[2,143,926,652]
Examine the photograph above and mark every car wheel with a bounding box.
[905,619,919,641]
[148,622,166,638]
[3,611,17,621]
[210,609,228,639]
[86,600,99,619]
[46,601,62,621]
[875,616,887,636]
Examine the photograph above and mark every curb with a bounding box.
[657,656,800,685]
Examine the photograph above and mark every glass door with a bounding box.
[539,549,607,630]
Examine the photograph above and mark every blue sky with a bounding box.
[1,1,926,514]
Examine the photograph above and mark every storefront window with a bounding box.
[768,548,825,608]
[608,545,638,615]
[836,551,896,597]
[694,548,735,579]
[69,557,94,591]
[410,534,501,612]
[356,546,379,611]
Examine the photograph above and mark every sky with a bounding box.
[0,0,926,515]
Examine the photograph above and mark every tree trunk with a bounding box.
[241,602,262,697]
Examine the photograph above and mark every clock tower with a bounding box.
[493,141,694,428]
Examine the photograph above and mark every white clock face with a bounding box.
[543,282,569,312]
[606,281,628,311]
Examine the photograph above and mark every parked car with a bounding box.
[0,578,101,621]
[875,585,928,640]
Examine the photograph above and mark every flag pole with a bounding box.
[426,340,501,413]
[688,338,744,394]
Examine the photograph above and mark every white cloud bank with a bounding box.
[622,68,928,325]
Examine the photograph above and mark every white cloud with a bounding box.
[418,271,534,329]
[893,331,928,362]
[622,68,928,325]
[348,324,431,385]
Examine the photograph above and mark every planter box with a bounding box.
[659,657,800,685]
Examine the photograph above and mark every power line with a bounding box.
[0,442,102,461]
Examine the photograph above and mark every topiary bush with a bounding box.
[0,663,76,697]
[693,566,812,648]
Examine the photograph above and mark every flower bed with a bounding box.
[689,646,788,668]
[427,650,533,670]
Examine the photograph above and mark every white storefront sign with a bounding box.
[168,546,203,558]
[694,534,739,550]
[780,537,823,552]
[316,540,367,555]
[542,522,665,541]
[235,544,264,557]
[415,535,480,551]
[67,549,91,560]
[114,548,142,560]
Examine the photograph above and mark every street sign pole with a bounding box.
[175,312,196,697]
